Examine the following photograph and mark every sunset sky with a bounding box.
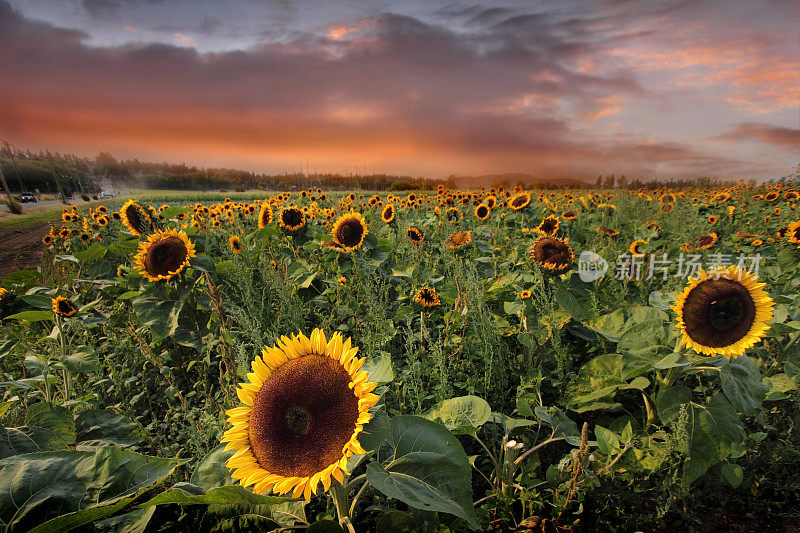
[0,0,797,181]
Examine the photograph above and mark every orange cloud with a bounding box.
[580,94,624,120]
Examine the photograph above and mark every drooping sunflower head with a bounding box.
[629,239,647,257]
[562,210,577,220]
[598,226,619,237]
[415,287,441,307]
[52,296,77,317]
[673,265,774,358]
[475,204,490,220]
[332,212,368,251]
[406,227,423,244]
[229,235,243,254]
[134,229,196,282]
[381,204,395,223]
[528,236,574,273]
[278,207,306,232]
[258,203,274,228]
[120,199,151,236]
[508,191,531,210]
[538,215,560,236]
[447,230,472,250]
[661,202,674,214]
[221,329,378,501]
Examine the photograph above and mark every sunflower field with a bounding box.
[1,183,799,532]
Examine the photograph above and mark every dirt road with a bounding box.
[0,223,50,279]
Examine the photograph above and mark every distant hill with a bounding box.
[454,173,589,188]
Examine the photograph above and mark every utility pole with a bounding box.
[46,150,68,204]
[0,165,15,207]
[0,139,24,192]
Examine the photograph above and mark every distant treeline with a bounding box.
[0,147,793,193]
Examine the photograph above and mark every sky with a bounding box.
[0,0,797,181]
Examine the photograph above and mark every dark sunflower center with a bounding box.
[409,231,421,242]
[247,355,359,478]
[477,206,488,217]
[682,279,757,348]
[58,300,73,314]
[144,237,188,276]
[541,220,556,233]
[284,406,312,435]
[282,209,303,228]
[232,240,241,250]
[512,196,527,207]
[698,236,713,246]
[337,220,364,247]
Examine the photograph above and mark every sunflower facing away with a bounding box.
[229,235,243,254]
[673,265,774,358]
[381,204,395,223]
[447,231,472,249]
[529,236,574,273]
[134,228,196,282]
[221,329,379,501]
[278,207,306,232]
[52,296,78,317]
[332,212,368,251]
[415,287,441,307]
[120,199,151,236]
[258,203,274,228]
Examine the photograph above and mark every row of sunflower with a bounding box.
[0,181,799,531]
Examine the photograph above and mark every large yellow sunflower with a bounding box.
[278,207,306,232]
[508,191,531,210]
[221,329,379,501]
[120,199,151,236]
[332,212,368,251]
[529,236,574,273]
[134,228,196,282]
[673,265,774,358]
[381,204,395,223]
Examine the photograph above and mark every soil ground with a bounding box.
[0,222,50,279]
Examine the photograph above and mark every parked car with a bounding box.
[98,191,116,199]
[19,192,37,203]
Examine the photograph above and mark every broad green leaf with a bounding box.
[656,385,692,424]
[159,206,191,219]
[533,406,579,442]
[763,373,797,401]
[720,356,768,416]
[189,443,234,490]
[721,463,743,489]
[359,411,389,453]
[0,447,185,533]
[364,354,394,383]
[595,425,621,455]
[306,520,344,533]
[93,507,155,533]
[138,484,285,508]
[554,286,591,322]
[367,415,477,527]
[486,412,536,436]
[4,310,53,322]
[1,269,40,289]
[423,395,491,435]
[18,294,53,309]
[61,345,103,374]
[74,410,145,449]
[75,243,107,263]
[682,394,744,486]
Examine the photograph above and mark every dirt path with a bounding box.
[0,223,50,279]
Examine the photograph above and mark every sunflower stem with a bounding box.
[330,481,354,532]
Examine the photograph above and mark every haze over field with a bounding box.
[0,0,797,181]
